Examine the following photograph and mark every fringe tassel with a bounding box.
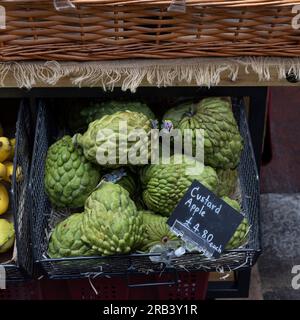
[0,57,299,91]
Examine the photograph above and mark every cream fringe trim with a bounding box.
[0,57,299,91]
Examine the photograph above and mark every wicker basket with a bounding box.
[0,0,300,61]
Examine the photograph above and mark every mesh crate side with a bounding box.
[12,101,33,277]
[3,101,33,281]
[29,102,52,265]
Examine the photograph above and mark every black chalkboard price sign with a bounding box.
[167,180,244,258]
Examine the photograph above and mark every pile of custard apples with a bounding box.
[45,98,249,258]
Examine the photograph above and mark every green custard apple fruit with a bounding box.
[75,111,152,168]
[81,182,143,255]
[216,168,238,197]
[44,136,101,208]
[162,97,243,169]
[162,102,192,128]
[222,196,250,250]
[81,101,155,125]
[140,154,219,216]
[139,210,178,251]
[48,213,96,258]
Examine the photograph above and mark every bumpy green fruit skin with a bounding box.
[44,136,101,208]
[139,210,178,252]
[216,168,238,197]
[81,101,155,125]
[48,213,96,258]
[162,102,192,127]
[140,155,219,216]
[75,111,152,168]
[222,196,250,250]
[81,182,143,256]
[0,219,15,253]
[163,97,243,169]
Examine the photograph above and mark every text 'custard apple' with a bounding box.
[139,210,178,251]
[140,154,218,216]
[48,213,96,258]
[222,196,250,250]
[163,97,243,169]
[75,111,152,168]
[81,182,143,256]
[44,136,101,208]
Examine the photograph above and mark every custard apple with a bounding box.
[140,154,219,216]
[163,97,243,169]
[216,168,238,197]
[81,101,155,125]
[81,182,143,255]
[48,213,96,258]
[222,196,250,250]
[139,210,178,251]
[44,136,101,208]
[162,102,192,127]
[75,111,152,168]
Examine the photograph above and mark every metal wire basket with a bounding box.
[30,96,261,280]
[3,101,33,281]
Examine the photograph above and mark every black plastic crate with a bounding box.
[30,97,261,280]
[1,101,33,281]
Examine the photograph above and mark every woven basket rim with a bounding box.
[1,0,300,61]
[1,0,300,8]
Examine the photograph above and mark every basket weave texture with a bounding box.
[1,0,300,61]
